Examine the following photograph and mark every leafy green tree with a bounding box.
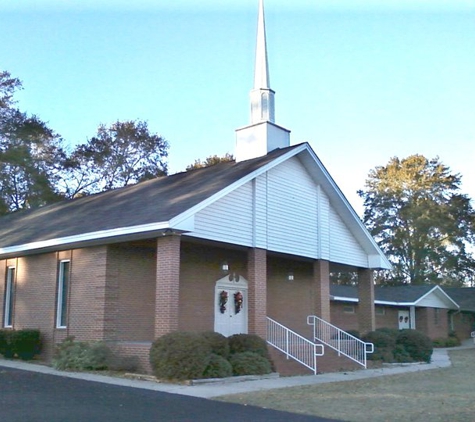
[0,71,65,214]
[65,120,168,197]
[359,155,475,286]
[186,153,234,171]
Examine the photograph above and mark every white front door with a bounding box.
[214,275,248,337]
[398,310,410,330]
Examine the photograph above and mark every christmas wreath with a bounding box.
[219,290,228,314]
[234,291,244,314]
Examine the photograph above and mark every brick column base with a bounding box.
[154,235,181,339]
[247,248,267,339]
[358,268,375,335]
[313,260,331,321]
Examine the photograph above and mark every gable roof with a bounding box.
[0,145,294,256]
[331,284,459,310]
[0,143,391,269]
[443,288,475,312]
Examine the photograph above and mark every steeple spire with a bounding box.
[251,0,275,123]
[235,0,290,162]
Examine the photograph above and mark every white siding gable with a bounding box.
[187,155,370,267]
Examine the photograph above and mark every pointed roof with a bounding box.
[0,143,391,271]
[331,284,459,310]
[254,0,270,90]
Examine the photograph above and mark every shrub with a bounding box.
[0,329,41,360]
[0,330,9,357]
[376,327,401,338]
[53,337,111,371]
[363,330,397,362]
[228,334,269,358]
[346,330,360,339]
[10,329,42,360]
[201,331,230,359]
[202,353,233,379]
[396,330,433,363]
[445,336,461,347]
[229,351,272,376]
[392,344,413,363]
[433,336,461,348]
[432,338,446,348]
[149,331,211,381]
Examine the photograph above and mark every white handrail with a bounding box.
[266,317,324,375]
[471,331,475,338]
[307,315,373,368]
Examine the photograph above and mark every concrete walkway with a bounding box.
[0,343,472,399]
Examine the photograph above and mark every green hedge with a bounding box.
[149,331,275,381]
[0,329,42,360]
[364,328,433,363]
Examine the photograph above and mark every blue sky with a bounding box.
[1,1,474,215]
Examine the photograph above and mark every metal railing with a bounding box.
[307,315,374,368]
[266,317,324,375]
[471,331,475,344]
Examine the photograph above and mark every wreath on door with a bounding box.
[234,291,244,314]
[219,290,228,314]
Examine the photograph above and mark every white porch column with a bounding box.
[409,306,416,330]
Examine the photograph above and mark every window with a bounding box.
[434,308,440,325]
[343,305,355,314]
[56,260,70,328]
[375,307,386,316]
[4,266,15,328]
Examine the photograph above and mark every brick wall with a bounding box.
[0,261,6,326]
[451,312,475,340]
[357,269,375,335]
[416,307,449,339]
[107,244,155,342]
[267,257,315,338]
[179,243,246,332]
[7,254,57,360]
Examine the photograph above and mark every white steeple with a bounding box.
[251,0,274,123]
[235,0,290,162]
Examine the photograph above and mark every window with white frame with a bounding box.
[56,260,70,328]
[4,266,15,328]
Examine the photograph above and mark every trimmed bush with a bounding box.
[53,337,111,371]
[149,331,211,381]
[0,329,41,360]
[202,331,230,359]
[203,353,233,379]
[376,327,401,338]
[229,334,269,358]
[0,330,9,357]
[396,329,433,363]
[10,329,42,360]
[229,351,272,376]
[363,330,397,362]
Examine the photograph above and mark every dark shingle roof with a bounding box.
[443,288,475,312]
[0,145,300,250]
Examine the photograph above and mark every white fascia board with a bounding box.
[331,296,359,303]
[332,296,416,306]
[414,286,460,310]
[170,144,308,226]
[0,221,172,256]
[301,147,392,270]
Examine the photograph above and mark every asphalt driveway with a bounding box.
[0,367,338,422]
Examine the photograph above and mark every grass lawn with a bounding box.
[217,349,475,422]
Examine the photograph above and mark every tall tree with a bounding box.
[64,120,168,197]
[0,71,65,214]
[359,155,475,286]
[186,153,234,171]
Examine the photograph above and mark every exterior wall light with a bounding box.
[287,271,294,281]
[221,261,229,272]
